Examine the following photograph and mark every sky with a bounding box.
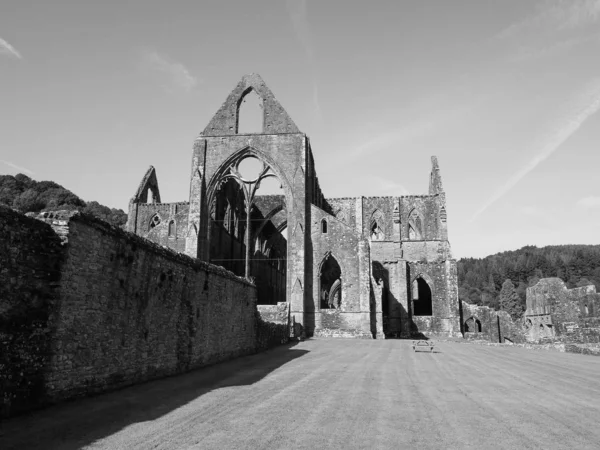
[1,0,600,258]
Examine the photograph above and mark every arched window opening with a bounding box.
[371,221,384,240]
[237,89,264,134]
[168,220,175,237]
[320,255,342,309]
[321,219,328,233]
[149,214,161,230]
[408,209,423,240]
[147,189,154,204]
[413,277,432,316]
[584,304,589,315]
[465,317,482,333]
[415,217,423,238]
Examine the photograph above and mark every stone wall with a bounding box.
[525,278,600,343]
[409,261,461,337]
[131,202,190,253]
[0,207,64,417]
[0,208,267,418]
[309,205,374,338]
[256,302,290,350]
[460,301,525,343]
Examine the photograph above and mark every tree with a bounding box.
[0,173,127,227]
[499,279,523,321]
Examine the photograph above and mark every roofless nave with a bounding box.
[126,73,461,338]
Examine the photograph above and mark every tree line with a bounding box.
[0,173,127,228]
[458,245,600,319]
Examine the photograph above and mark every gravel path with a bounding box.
[2,339,600,449]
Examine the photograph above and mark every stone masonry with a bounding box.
[128,73,461,339]
[0,207,276,418]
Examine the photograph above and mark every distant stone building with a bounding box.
[524,278,600,343]
[126,74,460,338]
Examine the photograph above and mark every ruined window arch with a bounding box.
[168,220,175,237]
[149,214,161,230]
[370,221,384,241]
[370,210,385,241]
[465,317,482,332]
[412,277,432,316]
[237,89,263,134]
[407,209,423,240]
[321,218,328,233]
[320,254,342,309]
[147,189,154,204]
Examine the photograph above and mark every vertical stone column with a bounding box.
[358,238,372,336]
[184,138,207,260]
[355,196,364,236]
[396,260,411,337]
[446,259,460,336]
[371,275,384,338]
[126,201,139,234]
[288,138,309,334]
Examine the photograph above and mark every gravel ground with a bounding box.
[2,339,600,450]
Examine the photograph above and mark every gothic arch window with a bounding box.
[168,220,175,237]
[237,88,264,134]
[320,254,342,309]
[149,214,161,230]
[412,276,432,316]
[465,317,482,332]
[321,218,328,233]
[370,210,385,241]
[408,209,424,240]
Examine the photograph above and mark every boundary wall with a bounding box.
[0,207,283,418]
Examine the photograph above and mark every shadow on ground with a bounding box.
[0,342,308,450]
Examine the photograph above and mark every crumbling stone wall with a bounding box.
[459,301,524,343]
[0,209,268,418]
[0,207,63,417]
[409,261,461,337]
[525,278,600,343]
[131,202,190,253]
[256,302,290,350]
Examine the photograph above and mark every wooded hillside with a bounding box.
[458,245,600,314]
[0,173,127,228]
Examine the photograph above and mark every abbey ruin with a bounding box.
[7,74,598,421]
[0,73,461,418]
[127,73,460,339]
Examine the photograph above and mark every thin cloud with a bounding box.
[0,37,22,59]
[512,32,600,61]
[141,50,197,92]
[0,160,34,175]
[285,0,321,120]
[576,196,600,208]
[497,0,600,39]
[471,79,600,222]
